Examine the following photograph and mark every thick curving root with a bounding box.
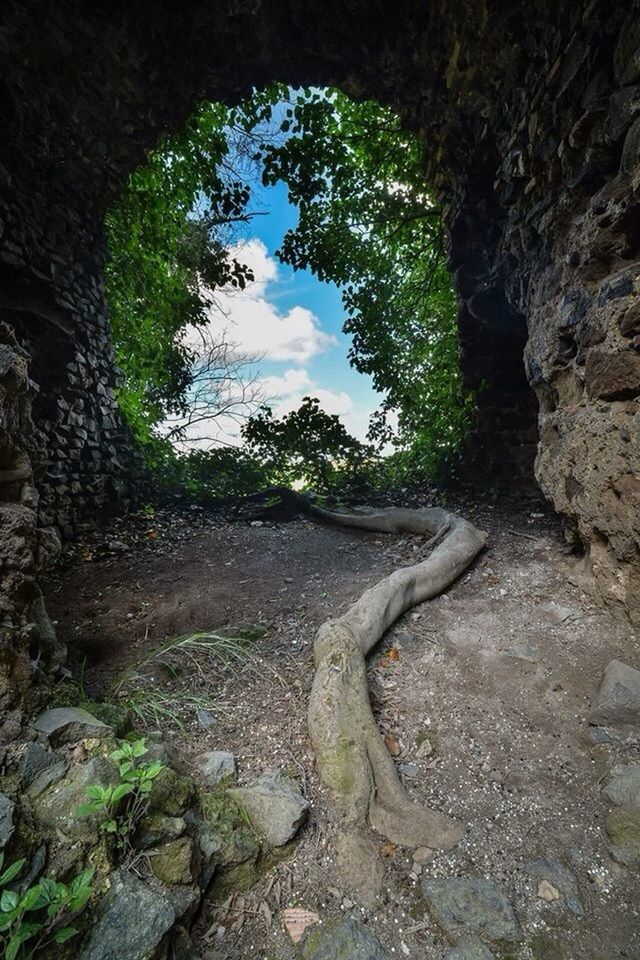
[306,505,487,851]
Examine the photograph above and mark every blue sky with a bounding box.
[248,179,380,431]
[176,176,384,446]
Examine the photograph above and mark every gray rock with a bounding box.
[421,877,522,942]
[20,742,63,787]
[135,813,186,850]
[33,707,111,745]
[196,709,216,731]
[590,660,640,726]
[77,868,175,960]
[399,762,419,778]
[587,726,616,745]
[144,732,174,766]
[33,756,118,839]
[525,859,584,916]
[0,794,15,849]
[17,844,46,892]
[505,641,540,663]
[604,764,640,807]
[193,750,236,786]
[26,759,69,798]
[537,602,574,624]
[302,916,391,959]
[228,772,308,846]
[445,938,495,960]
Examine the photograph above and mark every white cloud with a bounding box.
[193,239,337,363]
[259,368,313,400]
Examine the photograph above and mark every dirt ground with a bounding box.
[43,496,640,960]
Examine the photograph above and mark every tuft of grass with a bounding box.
[110,631,255,730]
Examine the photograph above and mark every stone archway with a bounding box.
[1,0,639,706]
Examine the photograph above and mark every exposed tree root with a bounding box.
[305,504,487,850]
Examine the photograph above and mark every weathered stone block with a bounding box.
[590,659,640,726]
[585,350,640,400]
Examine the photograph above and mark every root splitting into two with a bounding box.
[306,504,487,850]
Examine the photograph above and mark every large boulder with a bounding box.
[228,772,308,846]
[77,868,175,960]
[32,756,118,839]
[302,916,391,960]
[421,877,523,943]
[33,707,111,745]
[590,660,640,726]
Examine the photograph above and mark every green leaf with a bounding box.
[0,859,25,886]
[20,886,44,912]
[76,801,103,817]
[54,925,78,944]
[38,878,61,903]
[85,784,108,801]
[0,889,19,912]
[111,783,134,804]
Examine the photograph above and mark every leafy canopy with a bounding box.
[255,87,472,474]
[105,85,472,493]
[104,102,256,440]
[243,396,374,491]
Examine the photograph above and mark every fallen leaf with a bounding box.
[387,647,400,662]
[283,907,320,943]
[384,732,401,756]
[381,842,397,858]
[258,900,273,928]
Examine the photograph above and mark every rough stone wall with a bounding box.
[0,0,638,682]
[424,2,640,619]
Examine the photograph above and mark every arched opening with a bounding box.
[1,4,640,958]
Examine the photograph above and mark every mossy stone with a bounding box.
[606,805,640,865]
[135,813,186,850]
[149,836,195,885]
[149,768,194,816]
[79,701,133,737]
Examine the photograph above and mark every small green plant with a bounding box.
[0,852,93,960]
[77,739,164,855]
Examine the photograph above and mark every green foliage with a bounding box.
[105,102,255,440]
[144,437,269,501]
[257,88,473,475]
[0,853,93,960]
[78,739,164,855]
[243,396,374,492]
[106,84,471,495]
